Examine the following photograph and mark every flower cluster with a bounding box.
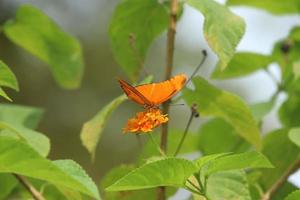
[123,108,168,133]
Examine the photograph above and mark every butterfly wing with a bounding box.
[135,74,187,105]
[118,79,152,106]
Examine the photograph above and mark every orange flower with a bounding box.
[123,108,168,133]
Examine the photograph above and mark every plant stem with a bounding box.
[14,174,46,200]
[148,133,166,157]
[260,155,300,200]
[174,104,198,156]
[158,0,178,199]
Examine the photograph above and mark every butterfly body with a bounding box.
[118,74,187,107]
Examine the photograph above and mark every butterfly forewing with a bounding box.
[135,74,187,105]
[118,79,152,105]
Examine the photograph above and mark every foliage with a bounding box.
[1,0,300,200]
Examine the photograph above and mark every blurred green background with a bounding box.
[1,0,300,186]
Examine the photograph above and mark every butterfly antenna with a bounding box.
[185,50,208,86]
[170,103,185,106]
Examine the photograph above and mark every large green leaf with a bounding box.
[0,137,100,199]
[0,173,18,200]
[206,170,251,200]
[80,76,153,160]
[0,60,19,101]
[285,190,300,200]
[212,52,272,79]
[187,0,245,70]
[273,183,298,200]
[80,94,127,160]
[101,165,175,200]
[227,0,300,15]
[106,158,198,191]
[260,129,300,189]
[109,0,168,80]
[183,76,262,149]
[0,104,48,157]
[4,5,84,89]
[0,104,43,129]
[201,151,273,176]
[289,128,300,148]
[250,100,275,123]
[279,93,300,127]
[199,118,250,155]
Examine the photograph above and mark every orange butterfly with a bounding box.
[118,74,187,107]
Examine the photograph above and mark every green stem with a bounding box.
[174,104,198,156]
[148,134,166,157]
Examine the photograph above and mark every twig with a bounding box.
[174,104,198,156]
[14,174,46,200]
[158,0,178,199]
[185,50,207,86]
[148,133,166,157]
[260,155,300,200]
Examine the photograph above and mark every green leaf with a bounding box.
[0,137,100,199]
[101,165,175,200]
[279,93,300,127]
[260,129,299,189]
[289,128,300,148]
[187,0,245,70]
[0,104,44,129]
[195,153,230,169]
[81,76,153,160]
[183,76,262,149]
[106,158,198,191]
[227,0,300,15]
[0,60,19,101]
[212,52,272,79]
[206,170,251,200]
[109,0,168,80]
[285,190,300,200]
[0,104,48,157]
[202,151,273,176]
[80,94,127,160]
[0,173,18,200]
[199,118,250,155]
[250,100,275,123]
[4,5,84,89]
[273,183,298,200]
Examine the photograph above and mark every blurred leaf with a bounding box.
[80,94,127,160]
[206,170,251,200]
[109,0,168,80]
[139,129,199,161]
[273,183,298,200]
[0,173,18,200]
[289,128,300,148]
[81,75,153,160]
[0,60,19,101]
[279,93,300,127]
[106,158,198,191]
[250,100,275,123]
[212,52,272,79]
[201,151,273,176]
[260,129,299,189]
[0,104,48,157]
[293,60,300,80]
[272,28,300,81]
[285,190,300,200]
[227,0,300,15]
[0,136,100,199]
[101,165,175,200]
[183,76,262,150]
[199,118,250,155]
[187,0,245,70]
[0,104,43,129]
[4,5,84,89]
